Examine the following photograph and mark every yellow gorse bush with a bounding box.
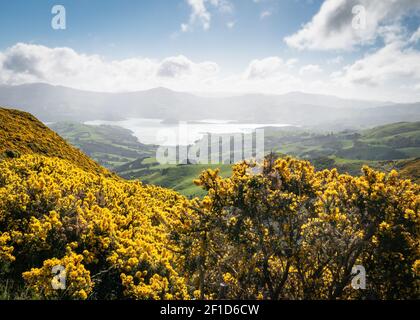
[189,156,419,299]
[0,153,418,300]
[0,155,192,299]
[23,250,93,299]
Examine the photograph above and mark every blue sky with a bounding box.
[0,0,420,102]
[0,0,329,71]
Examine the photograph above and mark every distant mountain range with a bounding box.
[0,83,419,130]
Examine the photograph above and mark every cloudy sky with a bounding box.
[0,0,420,102]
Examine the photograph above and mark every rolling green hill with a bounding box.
[44,120,420,196]
[362,121,420,140]
[265,122,420,161]
[262,122,420,175]
[49,122,157,168]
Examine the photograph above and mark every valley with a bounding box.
[49,122,157,168]
[1,0,420,303]
[49,119,420,197]
[0,107,419,300]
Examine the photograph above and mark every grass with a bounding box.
[116,158,232,197]
[0,280,38,300]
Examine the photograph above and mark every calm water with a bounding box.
[84,118,293,146]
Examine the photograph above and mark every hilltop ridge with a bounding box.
[0,107,109,175]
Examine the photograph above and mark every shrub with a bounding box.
[187,156,419,299]
[0,155,192,299]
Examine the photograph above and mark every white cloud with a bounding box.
[244,57,295,80]
[0,43,219,92]
[158,57,192,78]
[327,56,344,65]
[182,0,211,32]
[410,26,420,43]
[286,58,299,67]
[299,64,323,75]
[236,57,305,94]
[1,43,420,102]
[0,46,302,96]
[284,0,420,50]
[335,41,420,87]
[209,0,234,13]
[377,24,407,44]
[181,0,233,32]
[181,23,190,32]
[227,21,235,29]
[330,70,343,78]
[260,10,272,19]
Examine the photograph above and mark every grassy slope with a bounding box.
[398,158,420,183]
[115,157,232,198]
[362,121,420,139]
[267,122,420,159]
[0,107,109,175]
[49,122,156,168]
[263,122,420,174]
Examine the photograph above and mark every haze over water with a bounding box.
[85,118,294,146]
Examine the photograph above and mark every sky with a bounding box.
[0,0,420,102]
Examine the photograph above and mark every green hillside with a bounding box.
[265,122,420,160]
[262,122,420,175]
[44,120,420,196]
[49,122,157,168]
[115,157,232,197]
[362,121,420,140]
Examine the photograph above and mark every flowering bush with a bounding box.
[0,155,191,299]
[0,154,418,300]
[189,155,419,299]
